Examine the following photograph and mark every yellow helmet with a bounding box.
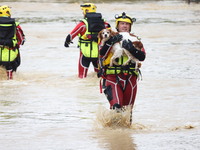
[0,5,11,17]
[115,12,136,29]
[80,3,97,15]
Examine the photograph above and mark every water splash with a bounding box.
[95,105,133,128]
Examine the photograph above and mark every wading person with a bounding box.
[64,3,110,78]
[0,5,25,80]
[98,12,146,123]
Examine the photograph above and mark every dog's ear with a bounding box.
[133,41,143,50]
[98,30,103,39]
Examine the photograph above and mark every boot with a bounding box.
[112,103,122,113]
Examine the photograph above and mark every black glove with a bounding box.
[64,34,72,47]
[122,39,146,61]
[106,34,123,45]
[122,39,138,53]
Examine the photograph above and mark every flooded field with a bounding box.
[0,0,200,150]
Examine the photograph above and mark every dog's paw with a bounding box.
[137,62,142,68]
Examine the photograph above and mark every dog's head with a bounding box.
[98,29,112,41]
[98,29,117,41]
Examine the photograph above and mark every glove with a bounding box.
[122,39,138,53]
[122,39,146,61]
[64,34,72,47]
[106,34,123,45]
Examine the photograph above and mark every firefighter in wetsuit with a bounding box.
[0,5,25,79]
[64,3,110,78]
[98,12,146,113]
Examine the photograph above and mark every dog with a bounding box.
[98,29,143,69]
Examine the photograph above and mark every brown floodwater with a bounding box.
[0,1,200,150]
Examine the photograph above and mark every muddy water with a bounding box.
[0,1,200,150]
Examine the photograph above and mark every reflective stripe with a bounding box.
[0,24,12,26]
[106,67,139,76]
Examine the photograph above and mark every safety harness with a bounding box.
[98,57,142,93]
